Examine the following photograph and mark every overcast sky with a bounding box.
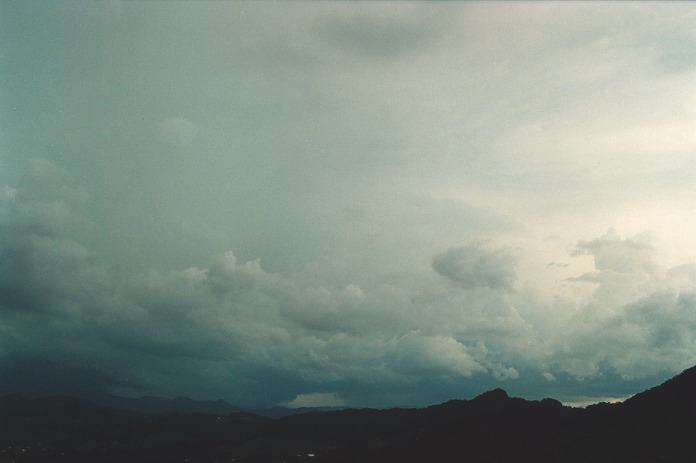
[2,1,696,408]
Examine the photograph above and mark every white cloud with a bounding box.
[562,396,629,408]
[574,229,657,274]
[387,332,486,378]
[284,392,345,408]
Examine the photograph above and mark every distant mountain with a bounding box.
[2,366,696,462]
[89,393,242,415]
[85,393,342,418]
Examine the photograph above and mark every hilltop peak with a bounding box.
[472,388,509,403]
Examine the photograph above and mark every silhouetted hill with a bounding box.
[82,393,339,418]
[90,393,242,415]
[622,364,696,413]
[2,366,696,462]
[247,405,347,419]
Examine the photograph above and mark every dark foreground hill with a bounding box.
[2,366,696,463]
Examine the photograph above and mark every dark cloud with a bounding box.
[3,0,696,408]
[316,9,446,60]
[0,165,500,403]
[2,163,696,407]
[432,244,516,290]
[0,358,126,397]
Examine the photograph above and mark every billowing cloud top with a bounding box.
[2,1,696,407]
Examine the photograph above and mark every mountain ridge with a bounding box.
[2,365,696,462]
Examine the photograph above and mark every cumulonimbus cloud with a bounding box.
[3,163,696,406]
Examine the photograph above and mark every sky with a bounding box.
[2,1,696,408]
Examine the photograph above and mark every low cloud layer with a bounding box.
[2,163,695,406]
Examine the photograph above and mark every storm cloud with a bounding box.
[2,1,696,407]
